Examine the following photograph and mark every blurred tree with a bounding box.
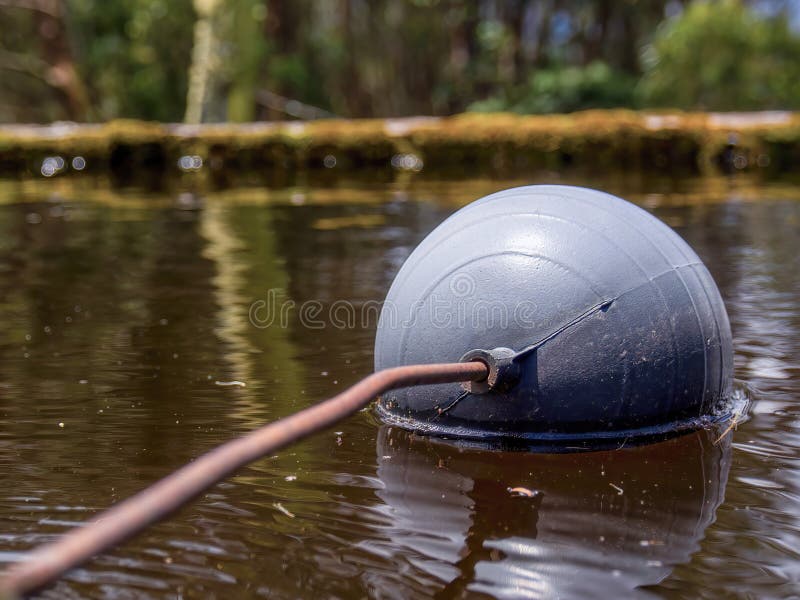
[2,0,799,123]
[460,0,668,114]
[469,61,637,114]
[223,0,267,121]
[185,0,221,123]
[638,0,800,110]
[0,0,89,121]
[0,1,198,122]
[67,0,195,121]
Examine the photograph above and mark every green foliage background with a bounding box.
[638,1,800,110]
[1,0,799,123]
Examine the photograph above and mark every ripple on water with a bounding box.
[0,185,799,598]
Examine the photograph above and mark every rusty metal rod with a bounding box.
[0,361,488,598]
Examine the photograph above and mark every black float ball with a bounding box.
[374,185,734,447]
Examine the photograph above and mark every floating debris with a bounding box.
[609,483,624,495]
[272,503,295,518]
[311,215,386,231]
[508,486,539,497]
[715,409,744,445]
[215,380,246,388]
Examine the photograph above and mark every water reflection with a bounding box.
[0,175,797,598]
[374,426,732,598]
[199,200,306,426]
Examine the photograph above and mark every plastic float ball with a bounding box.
[374,185,734,447]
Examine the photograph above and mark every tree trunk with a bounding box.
[33,0,90,121]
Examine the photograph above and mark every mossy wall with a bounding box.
[0,110,797,178]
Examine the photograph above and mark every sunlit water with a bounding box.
[0,174,797,598]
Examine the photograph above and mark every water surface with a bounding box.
[0,174,797,598]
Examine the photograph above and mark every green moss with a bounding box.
[1,111,799,176]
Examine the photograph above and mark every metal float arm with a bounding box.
[0,361,488,598]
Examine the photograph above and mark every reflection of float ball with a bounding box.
[374,185,734,445]
[374,426,731,595]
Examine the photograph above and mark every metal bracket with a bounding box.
[459,347,520,394]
